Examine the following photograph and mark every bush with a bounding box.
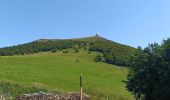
[75,49,79,53]
[63,50,68,53]
[75,59,80,62]
[95,54,103,62]
[51,49,57,53]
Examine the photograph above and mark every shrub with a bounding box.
[63,50,68,53]
[95,54,103,62]
[51,49,57,53]
[88,51,91,54]
[75,59,80,62]
[75,49,79,53]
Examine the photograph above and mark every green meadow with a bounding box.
[0,50,134,100]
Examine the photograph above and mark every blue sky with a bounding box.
[0,0,170,48]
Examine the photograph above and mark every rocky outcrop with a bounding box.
[17,92,90,100]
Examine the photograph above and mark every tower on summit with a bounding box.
[95,33,100,37]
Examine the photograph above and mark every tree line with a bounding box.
[0,40,87,56]
[89,40,137,67]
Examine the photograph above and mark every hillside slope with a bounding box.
[0,50,134,100]
[0,35,137,66]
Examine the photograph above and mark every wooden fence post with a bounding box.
[80,73,83,100]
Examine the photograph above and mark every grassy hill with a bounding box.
[0,50,134,100]
[0,35,137,67]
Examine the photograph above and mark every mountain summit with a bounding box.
[37,34,108,43]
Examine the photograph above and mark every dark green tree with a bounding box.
[51,49,57,53]
[75,49,79,53]
[127,39,170,100]
[95,53,103,62]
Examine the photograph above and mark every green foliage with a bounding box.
[75,49,79,53]
[89,41,137,67]
[127,39,170,100]
[0,40,81,56]
[88,51,91,54]
[63,50,68,53]
[75,59,80,62]
[51,49,57,53]
[95,53,103,62]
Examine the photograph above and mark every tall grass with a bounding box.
[0,81,48,99]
